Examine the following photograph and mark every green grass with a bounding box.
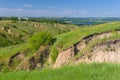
[0,42,36,65]
[0,20,79,65]
[51,22,120,62]
[54,22,120,50]
[1,21,120,80]
[1,63,120,80]
[0,20,79,47]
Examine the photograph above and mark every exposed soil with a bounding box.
[8,52,25,66]
[75,40,120,64]
[54,30,120,68]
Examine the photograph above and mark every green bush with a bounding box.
[51,47,58,63]
[30,32,54,50]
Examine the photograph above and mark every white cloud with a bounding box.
[31,9,50,16]
[33,9,49,13]
[0,7,89,17]
[16,8,24,11]
[103,11,112,15]
[78,10,87,15]
[23,4,32,7]
[0,8,24,12]
[0,8,24,16]
[62,8,73,14]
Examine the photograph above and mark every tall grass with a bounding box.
[0,63,120,80]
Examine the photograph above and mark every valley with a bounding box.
[0,18,120,80]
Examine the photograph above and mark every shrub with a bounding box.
[51,47,58,63]
[30,32,54,50]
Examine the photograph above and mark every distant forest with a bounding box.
[1,17,120,26]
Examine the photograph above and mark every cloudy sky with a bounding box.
[0,0,120,17]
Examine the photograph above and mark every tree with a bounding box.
[30,32,54,50]
[10,16,18,21]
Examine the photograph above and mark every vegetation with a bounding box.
[0,20,78,47]
[30,32,54,50]
[1,19,120,80]
[0,20,78,71]
[1,63,120,80]
[50,22,120,62]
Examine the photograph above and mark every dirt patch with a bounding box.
[8,52,25,66]
[54,46,74,68]
[17,46,50,70]
[75,40,120,64]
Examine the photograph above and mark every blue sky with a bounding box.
[0,0,120,17]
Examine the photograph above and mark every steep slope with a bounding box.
[52,22,120,67]
[0,20,79,71]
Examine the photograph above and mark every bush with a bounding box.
[30,32,54,50]
[51,47,58,63]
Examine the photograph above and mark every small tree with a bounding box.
[10,16,18,22]
[30,32,54,50]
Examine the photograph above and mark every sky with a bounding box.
[0,0,120,17]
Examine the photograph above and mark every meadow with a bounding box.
[0,63,120,80]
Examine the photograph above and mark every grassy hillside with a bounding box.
[1,21,120,80]
[1,21,120,66]
[51,22,120,62]
[0,20,79,47]
[0,63,120,80]
[0,20,79,70]
[54,22,120,50]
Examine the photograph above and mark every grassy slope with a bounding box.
[1,22,120,80]
[0,63,120,80]
[51,22,120,62]
[0,43,32,64]
[0,20,79,64]
[54,22,120,50]
[1,21,120,64]
[0,20,79,47]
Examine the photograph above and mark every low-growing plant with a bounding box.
[51,47,58,63]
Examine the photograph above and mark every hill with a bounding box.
[0,21,120,80]
[0,20,79,47]
[0,20,79,71]
[52,22,120,67]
